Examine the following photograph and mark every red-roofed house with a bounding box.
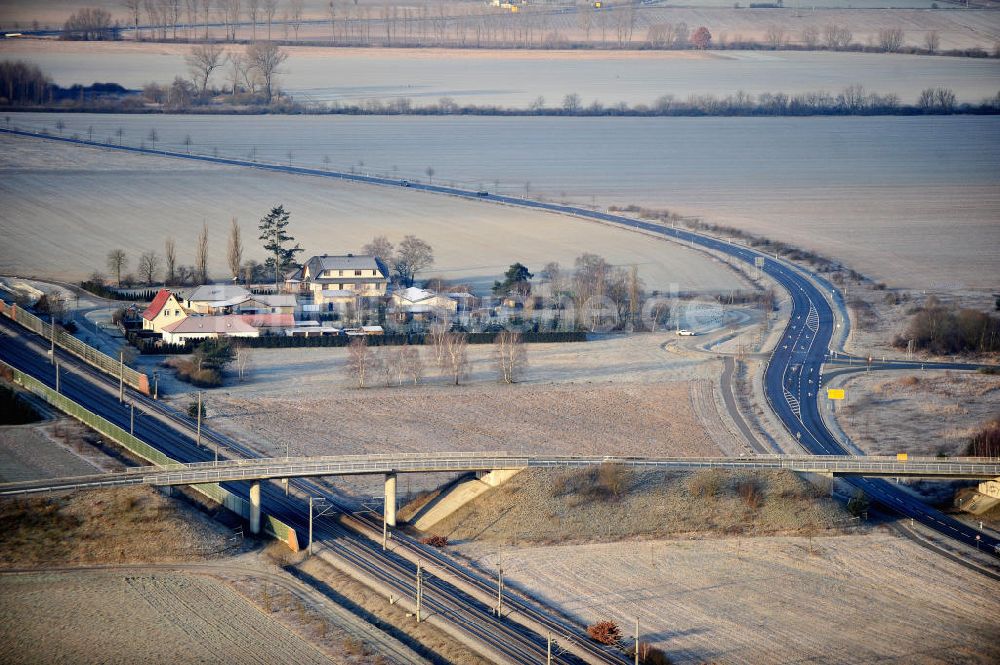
[141,289,187,333]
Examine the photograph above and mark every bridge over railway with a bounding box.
[4,452,998,535]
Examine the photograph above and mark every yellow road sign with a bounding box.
[827,388,845,400]
[897,453,908,461]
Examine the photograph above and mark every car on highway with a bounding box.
[476,190,489,197]
[676,329,697,336]
[400,180,410,187]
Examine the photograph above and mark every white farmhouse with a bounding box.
[160,315,260,345]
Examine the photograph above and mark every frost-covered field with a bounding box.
[0,132,742,291]
[7,112,998,289]
[3,41,999,106]
[0,571,332,665]
[4,2,996,49]
[457,532,1000,664]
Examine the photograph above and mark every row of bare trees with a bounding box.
[346,329,527,389]
[124,0,282,43]
[361,235,435,287]
[96,204,301,289]
[183,41,287,102]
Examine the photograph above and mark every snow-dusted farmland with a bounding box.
[457,533,1000,664]
[3,41,999,106]
[0,132,742,292]
[7,112,999,290]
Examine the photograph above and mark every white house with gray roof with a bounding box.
[284,254,389,306]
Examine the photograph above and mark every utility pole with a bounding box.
[416,559,423,623]
[119,351,124,402]
[635,617,640,665]
[55,362,60,393]
[496,547,504,618]
[547,632,552,665]
[130,402,135,435]
[309,496,314,555]
[50,317,56,362]
[153,371,158,400]
[196,391,202,447]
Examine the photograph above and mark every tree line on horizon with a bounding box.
[17,0,997,59]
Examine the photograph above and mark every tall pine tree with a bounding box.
[258,205,302,287]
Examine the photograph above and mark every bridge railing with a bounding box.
[1,359,299,549]
[110,454,1000,484]
[123,449,516,473]
[0,301,150,394]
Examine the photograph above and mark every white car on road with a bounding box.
[676,329,697,336]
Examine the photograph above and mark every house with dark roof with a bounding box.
[141,289,187,333]
[284,254,389,306]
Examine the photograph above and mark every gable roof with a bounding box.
[238,313,294,328]
[302,254,388,279]
[161,315,258,335]
[142,289,176,321]
[395,286,435,303]
[250,294,297,308]
[185,284,251,305]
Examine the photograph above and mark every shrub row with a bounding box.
[130,330,587,354]
[79,280,158,302]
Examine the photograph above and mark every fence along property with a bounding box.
[0,361,299,550]
[0,301,151,395]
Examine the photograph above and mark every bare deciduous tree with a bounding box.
[164,237,177,285]
[245,41,287,103]
[362,235,394,265]
[195,221,209,284]
[399,345,423,385]
[123,0,142,38]
[107,249,127,287]
[924,30,939,53]
[227,217,243,279]
[246,0,260,40]
[393,235,434,286]
[494,330,526,384]
[628,264,641,329]
[373,345,395,387]
[227,52,247,94]
[429,322,449,373]
[138,251,161,285]
[289,0,304,39]
[347,337,372,388]
[824,24,852,49]
[878,27,904,52]
[647,23,676,48]
[186,42,225,93]
[444,333,469,386]
[234,341,253,381]
[262,0,277,39]
[801,25,819,48]
[765,24,785,49]
[221,0,241,41]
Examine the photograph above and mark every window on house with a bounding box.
[355,269,362,276]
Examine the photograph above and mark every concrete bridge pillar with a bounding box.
[249,480,261,535]
[979,479,1000,500]
[384,473,397,527]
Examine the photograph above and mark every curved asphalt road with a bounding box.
[4,125,998,560]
